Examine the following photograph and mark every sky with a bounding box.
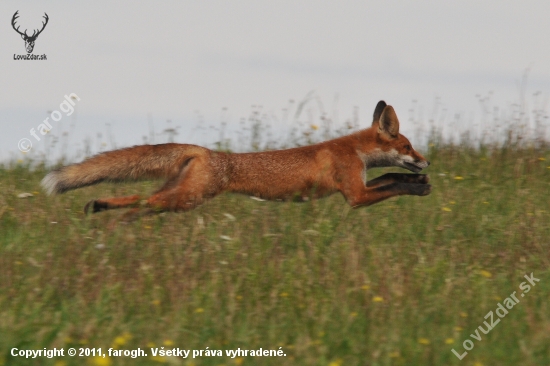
[1,1,549,161]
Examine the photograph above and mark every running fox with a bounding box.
[42,101,431,222]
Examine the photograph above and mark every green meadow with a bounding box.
[1,137,549,365]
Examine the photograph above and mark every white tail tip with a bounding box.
[41,171,61,195]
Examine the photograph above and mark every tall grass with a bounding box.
[1,116,549,365]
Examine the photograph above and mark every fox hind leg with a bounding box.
[105,189,207,228]
[145,154,224,212]
[84,194,142,214]
[89,156,222,226]
[113,156,219,224]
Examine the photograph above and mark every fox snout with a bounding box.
[418,159,430,168]
[400,155,430,173]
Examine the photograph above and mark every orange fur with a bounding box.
[42,101,431,222]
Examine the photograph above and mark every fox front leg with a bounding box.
[343,181,432,208]
[366,173,430,188]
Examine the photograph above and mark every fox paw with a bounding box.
[390,173,430,184]
[416,174,430,184]
[84,200,107,214]
[409,183,432,196]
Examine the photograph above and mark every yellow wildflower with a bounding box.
[88,356,111,366]
[150,355,167,363]
[113,336,126,347]
[480,270,492,278]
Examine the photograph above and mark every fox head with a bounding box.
[367,101,430,173]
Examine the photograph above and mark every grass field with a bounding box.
[1,139,549,365]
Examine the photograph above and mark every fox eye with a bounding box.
[404,145,411,151]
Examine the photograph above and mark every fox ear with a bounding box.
[378,105,399,138]
[372,100,387,125]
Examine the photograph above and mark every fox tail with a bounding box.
[41,143,199,195]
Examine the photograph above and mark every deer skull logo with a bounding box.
[12,11,49,54]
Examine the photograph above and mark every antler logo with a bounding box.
[12,11,49,54]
